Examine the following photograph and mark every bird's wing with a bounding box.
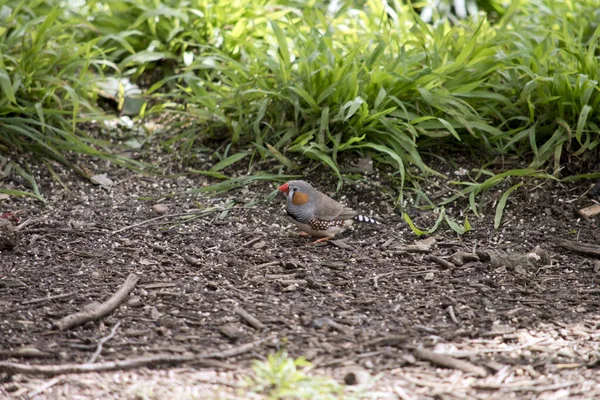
[313,192,357,221]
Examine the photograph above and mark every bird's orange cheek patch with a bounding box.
[292,192,309,206]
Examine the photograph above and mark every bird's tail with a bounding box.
[354,214,380,224]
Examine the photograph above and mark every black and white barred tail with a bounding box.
[354,215,379,224]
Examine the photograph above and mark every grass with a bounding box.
[0,0,143,196]
[0,0,598,230]
[247,351,371,399]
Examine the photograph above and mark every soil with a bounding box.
[1,154,599,400]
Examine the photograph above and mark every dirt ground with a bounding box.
[1,155,599,400]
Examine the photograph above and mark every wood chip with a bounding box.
[234,307,266,330]
[555,239,600,258]
[579,204,600,218]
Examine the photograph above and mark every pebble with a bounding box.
[128,296,143,307]
[152,204,169,214]
[149,307,161,320]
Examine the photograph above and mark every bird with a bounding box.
[278,180,379,244]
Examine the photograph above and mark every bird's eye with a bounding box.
[292,187,297,192]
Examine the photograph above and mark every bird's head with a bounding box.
[278,181,316,221]
[278,180,314,206]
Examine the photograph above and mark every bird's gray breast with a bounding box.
[286,201,313,223]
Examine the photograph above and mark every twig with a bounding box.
[473,381,578,392]
[555,239,600,258]
[425,255,454,269]
[450,251,480,266]
[0,338,265,377]
[234,307,266,330]
[27,377,61,398]
[393,384,416,400]
[446,305,459,324]
[413,348,487,377]
[448,337,549,358]
[112,213,195,235]
[87,322,121,363]
[112,208,256,235]
[55,274,139,331]
[364,335,407,348]
[18,228,107,234]
[22,292,77,306]
[320,318,354,336]
[15,217,42,231]
[252,261,280,269]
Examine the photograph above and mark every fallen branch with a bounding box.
[0,339,264,377]
[555,239,600,258]
[55,274,139,331]
[413,348,487,377]
[234,307,266,330]
[88,322,121,363]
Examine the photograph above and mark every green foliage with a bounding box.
[170,0,599,185]
[248,351,356,400]
[0,0,141,192]
[0,0,597,233]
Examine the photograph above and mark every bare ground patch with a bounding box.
[1,161,599,399]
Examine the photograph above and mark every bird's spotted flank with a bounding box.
[308,218,345,232]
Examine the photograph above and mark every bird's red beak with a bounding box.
[278,183,289,193]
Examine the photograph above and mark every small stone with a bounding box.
[252,240,267,249]
[184,254,202,267]
[283,283,299,292]
[576,306,587,313]
[90,173,114,187]
[343,368,370,385]
[206,281,219,291]
[152,204,169,214]
[128,296,143,307]
[424,272,435,281]
[155,326,169,336]
[0,219,18,251]
[219,323,243,340]
[282,259,305,270]
[149,307,160,320]
[5,385,19,393]
[514,265,527,275]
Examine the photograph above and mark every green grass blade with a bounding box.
[494,183,523,229]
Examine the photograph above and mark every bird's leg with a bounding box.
[299,232,311,237]
[309,237,331,245]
